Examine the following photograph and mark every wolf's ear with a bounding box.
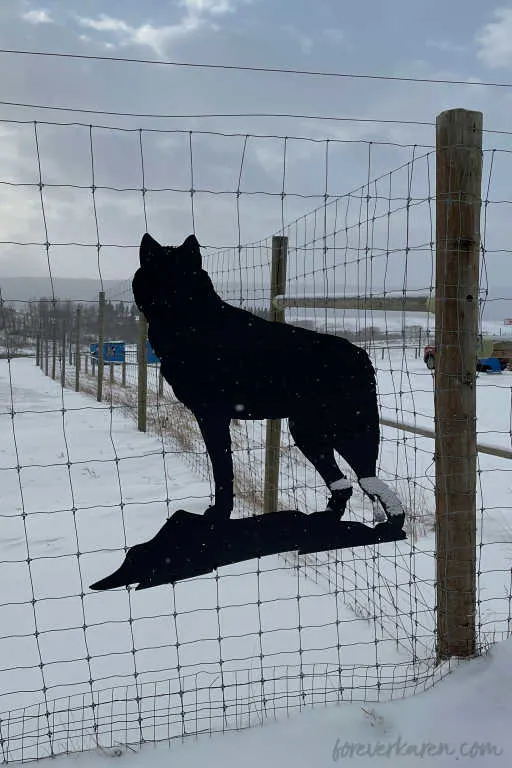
[183,234,202,269]
[140,233,165,267]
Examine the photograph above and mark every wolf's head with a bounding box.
[132,233,203,317]
[139,233,202,273]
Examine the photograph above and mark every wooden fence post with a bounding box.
[97,291,105,402]
[122,360,126,387]
[138,312,148,432]
[435,108,482,661]
[60,327,66,388]
[39,325,44,370]
[51,308,57,381]
[45,332,49,376]
[158,367,164,398]
[75,305,81,392]
[263,235,288,514]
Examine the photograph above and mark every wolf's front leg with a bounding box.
[195,411,234,520]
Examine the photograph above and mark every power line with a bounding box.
[0,47,511,89]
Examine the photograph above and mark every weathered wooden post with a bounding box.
[75,305,81,393]
[44,331,49,376]
[138,313,148,432]
[60,327,66,388]
[263,236,288,514]
[97,291,105,402]
[51,307,57,381]
[435,108,482,660]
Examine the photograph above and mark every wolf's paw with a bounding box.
[358,477,405,528]
[326,484,352,518]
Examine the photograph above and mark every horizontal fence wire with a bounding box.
[1,117,512,763]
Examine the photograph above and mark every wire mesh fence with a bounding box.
[1,110,512,763]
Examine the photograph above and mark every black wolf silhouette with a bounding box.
[132,233,403,523]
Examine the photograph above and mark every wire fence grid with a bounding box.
[1,112,512,763]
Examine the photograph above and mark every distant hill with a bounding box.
[1,276,510,325]
[0,277,131,304]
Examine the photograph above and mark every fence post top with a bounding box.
[436,107,483,120]
[436,109,483,145]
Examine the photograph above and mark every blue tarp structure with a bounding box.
[90,341,126,363]
[89,341,159,364]
[146,340,160,364]
[478,357,502,373]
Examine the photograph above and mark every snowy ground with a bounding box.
[2,346,512,764]
[23,637,512,767]
[1,358,411,763]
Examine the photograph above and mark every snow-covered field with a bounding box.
[1,345,512,764]
[33,635,512,767]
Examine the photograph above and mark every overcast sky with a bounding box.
[0,0,512,306]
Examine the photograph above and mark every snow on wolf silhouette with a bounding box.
[132,233,404,525]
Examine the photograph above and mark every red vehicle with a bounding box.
[423,345,435,370]
[423,345,508,372]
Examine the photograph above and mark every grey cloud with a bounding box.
[0,0,511,309]
[476,7,512,69]
[74,0,248,56]
[22,9,54,24]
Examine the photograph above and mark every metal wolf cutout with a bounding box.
[91,234,405,591]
